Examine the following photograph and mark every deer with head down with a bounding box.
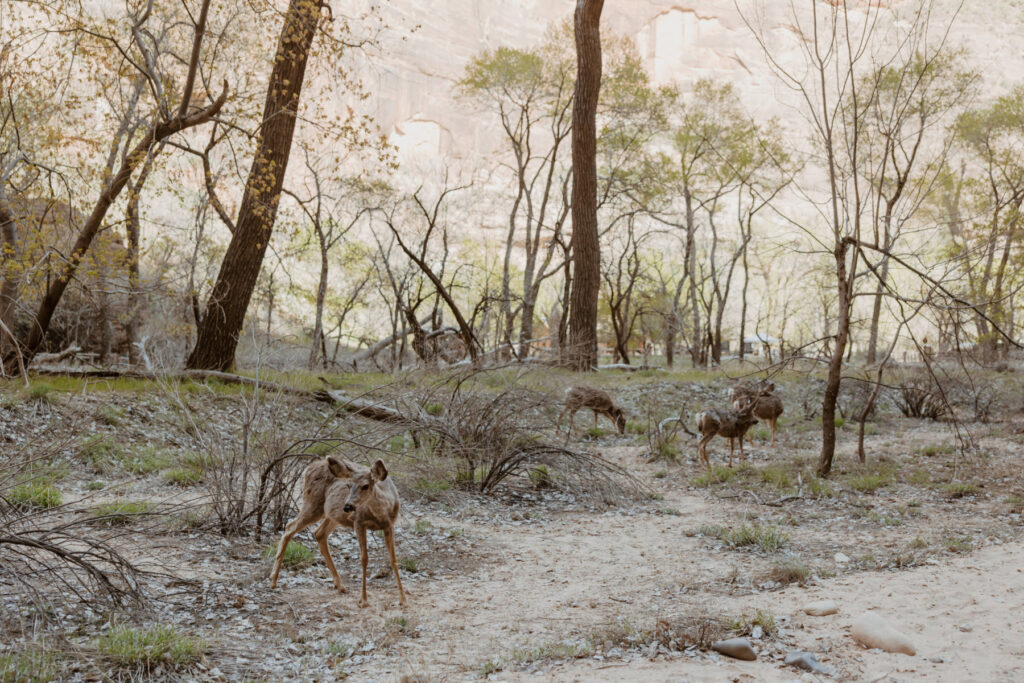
[730,379,784,446]
[556,386,626,436]
[695,386,771,469]
[269,456,407,608]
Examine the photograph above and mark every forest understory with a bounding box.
[1,366,1022,682]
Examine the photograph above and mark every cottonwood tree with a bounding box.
[566,0,605,371]
[186,0,385,370]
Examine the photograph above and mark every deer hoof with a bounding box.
[335,585,347,595]
[358,599,369,608]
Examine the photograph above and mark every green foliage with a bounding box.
[0,649,61,683]
[264,541,314,569]
[163,468,202,487]
[917,442,955,457]
[95,625,205,672]
[122,446,174,475]
[624,420,646,435]
[423,402,444,417]
[86,481,105,491]
[8,483,62,509]
[412,477,452,500]
[942,533,973,553]
[412,519,433,535]
[585,426,608,438]
[759,466,792,489]
[91,500,154,525]
[398,557,419,573]
[24,383,58,405]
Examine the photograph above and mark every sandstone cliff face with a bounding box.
[362,0,1024,163]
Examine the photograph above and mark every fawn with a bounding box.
[730,380,784,446]
[269,456,407,608]
[557,386,626,435]
[695,388,769,469]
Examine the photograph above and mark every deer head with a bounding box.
[342,459,389,513]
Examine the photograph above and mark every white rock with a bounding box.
[803,600,839,616]
[850,611,916,655]
[834,552,851,564]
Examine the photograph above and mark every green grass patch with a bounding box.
[805,475,835,498]
[163,467,202,487]
[8,483,62,509]
[86,481,105,491]
[732,610,776,637]
[624,420,646,435]
[867,511,902,527]
[1005,493,1024,513]
[942,533,973,553]
[767,558,811,584]
[698,523,788,553]
[122,446,174,475]
[691,465,739,488]
[528,464,553,489]
[943,481,978,498]
[585,426,608,438]
[398,557,419,573]
[91,500,154,525]
[759,465,792,489]
[909,468,932,486]
[263,541,315,569]
[95,624,205,672]
[412,519,433,535]
[422,402,444,416]
[79,435,123,474]
[412,477,452,500]
[747,426,770,442]
[917,442,955,457]
[96,405,125,426]
[847,470,894,494]
[0,648,61,683]
[23,383,59,405]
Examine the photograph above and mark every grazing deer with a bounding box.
[557,386,626,435]
[730,380,785,446]
[269,457,407,608]
[695,389,769,469]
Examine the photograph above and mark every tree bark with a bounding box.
[0,200,19,358]
[566,0,604,372]
[186,0,321,370]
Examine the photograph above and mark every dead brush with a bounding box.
[654,613,730,650]
[338,368,647,502]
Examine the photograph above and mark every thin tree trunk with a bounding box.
[0,200,19,358]
[186,0,321,370]
[566,0,604,372]
[308,245,329,370]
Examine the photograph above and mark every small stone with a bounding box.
[711,637,757,661]
[834,552,851,564]
[803,600,839,616]
[751,625,764,640]
[784,651,834,674]
[850,611,916,655]
[958,624,972,632]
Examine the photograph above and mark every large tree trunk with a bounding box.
[186,0,321,370]
[125,149,158,365]
[565,0,604,372]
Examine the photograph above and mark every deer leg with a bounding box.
[738,434,746,463]
[698,434,712,470]
[270,507,322,588]
[568,410,577,437]
[312,518,345,594]
[384,526,408,607]
[770,418,777,447]
[593,410,599,430]
[356,524,370,608]
[556,407,568,434]
[728,438,734,468]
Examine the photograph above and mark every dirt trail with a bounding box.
[329,445,1024,681]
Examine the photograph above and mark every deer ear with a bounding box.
[370,459,388,482]
[327,457,355,478]
[765,382,775,393]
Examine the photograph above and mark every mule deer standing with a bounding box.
[557,386,626,435]
[269,457,407,608]
[730,380,784,446]
[695,390,768,469]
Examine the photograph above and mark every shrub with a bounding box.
[847,471,893,493]
[398,557,419,573]
[759,466,792,489]
[24,383,58,405]
[91,500,154,525]
[732,610,776,637]
[122,446,174,475]
[97,405,125,426]
[412,477,452,500]
[163,467,203,487]
[86,481,105,491]
[805,475,835,498]
[8,483,62,509]
[412,519,433,535]
[625,420,647,435]
[95,625,205,672]
[698,523,788,553]
[263,541,314,569]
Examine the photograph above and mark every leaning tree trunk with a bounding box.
[818,243,851,478]
[186,0,321,370]
[566,0,604,372]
